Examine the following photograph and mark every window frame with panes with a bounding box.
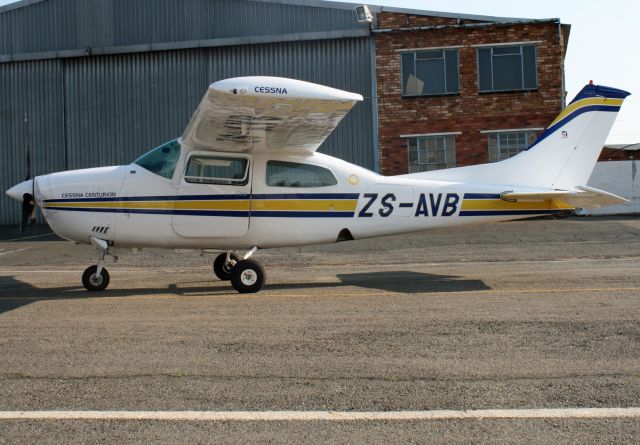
[406,134,457,173]
[477,44,538,93]
[487,130,539,162]
[401,49,460,97]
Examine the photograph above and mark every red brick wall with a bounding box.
[599,148,638,161]
[375,12,567,175]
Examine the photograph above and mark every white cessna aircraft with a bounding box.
[6,77,630,293]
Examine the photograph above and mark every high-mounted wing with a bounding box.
[181,76,363,154]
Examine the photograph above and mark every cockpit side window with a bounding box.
[184,155,249,186]
[134,140,181,179]
[266,161,338,188]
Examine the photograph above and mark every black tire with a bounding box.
[213,252,240,281]
[82,265,110,291]
[230,259,266,293]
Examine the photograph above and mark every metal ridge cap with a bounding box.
[0,29,371,63]
[377,4,558,24]
[0,0,45,14]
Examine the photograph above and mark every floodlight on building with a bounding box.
[356,5,372,23]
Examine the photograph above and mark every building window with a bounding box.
[407,134,457,173]
[478,45,537,92]
[487,130,538,162]
[401,49,459,96]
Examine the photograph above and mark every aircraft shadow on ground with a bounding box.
[266,271,490,294]
[0,271,490,314]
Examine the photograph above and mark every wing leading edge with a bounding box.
[181,76,363,154]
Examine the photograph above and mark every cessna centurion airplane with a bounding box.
[6,77,631,293]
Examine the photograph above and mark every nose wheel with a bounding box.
[82,265,110,291]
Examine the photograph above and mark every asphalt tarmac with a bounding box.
[1,216,639,443]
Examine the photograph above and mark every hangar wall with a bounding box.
[579,161,640,215]
[0,37,374,226]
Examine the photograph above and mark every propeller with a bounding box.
[19,112,36,233]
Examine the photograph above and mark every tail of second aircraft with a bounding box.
[402,83,631,192]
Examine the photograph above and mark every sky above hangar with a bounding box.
[0,0,637,144]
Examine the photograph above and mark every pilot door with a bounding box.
[171,152,251,238]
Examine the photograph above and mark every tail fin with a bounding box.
[401,83,630,190]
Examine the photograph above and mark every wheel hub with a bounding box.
[240,269,258,286]
[90,273,103,286]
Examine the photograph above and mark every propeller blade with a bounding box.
[24,112,31,181]
[20,193,34,234]
[19,113,36,232]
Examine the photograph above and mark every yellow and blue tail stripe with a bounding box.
[526,83,629,151]
[460,193,572,216]
[43,193,359,218]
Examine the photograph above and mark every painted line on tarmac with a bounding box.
[0,248,31,257]
[1,287,640,302]
[0,269,145,273]
[4,233,54,242]
[0,408,639,421]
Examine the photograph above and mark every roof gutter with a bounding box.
[372,18,561,34]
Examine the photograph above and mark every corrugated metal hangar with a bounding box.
[0,0,567,225]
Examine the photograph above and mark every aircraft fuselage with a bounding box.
[32,149,570,251]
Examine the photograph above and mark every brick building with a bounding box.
[373,9,570,175]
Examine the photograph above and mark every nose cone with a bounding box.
[6,179,33,201]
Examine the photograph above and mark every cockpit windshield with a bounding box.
[134,140,181,179]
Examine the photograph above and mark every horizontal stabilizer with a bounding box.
[501,185,629,209]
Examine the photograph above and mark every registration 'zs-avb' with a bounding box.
[6,77,631,293]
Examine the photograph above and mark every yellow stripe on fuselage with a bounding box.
[548,97,624,128]
[462,199,573,211]
[251,199,357,212]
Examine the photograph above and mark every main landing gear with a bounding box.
[79,240,264,294]
[213,246,265,293]
[82,237,117,291]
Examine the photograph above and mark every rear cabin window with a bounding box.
[134,140,181,179]
[184,155,249,185]
[266,161,337,188]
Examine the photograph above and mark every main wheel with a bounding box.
[213,252,240,281]
[230,259,266,293]
[82,265,110,291]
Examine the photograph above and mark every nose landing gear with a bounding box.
[82,237,117,291]
[213,246,265,293]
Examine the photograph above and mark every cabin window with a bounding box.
[134,139,181,179]
[401,49,460,96]
[266,161,337,188]
[406,134,457,173]
[487,130,538,162]
[184,155,249,185]
[478,44,537,92]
